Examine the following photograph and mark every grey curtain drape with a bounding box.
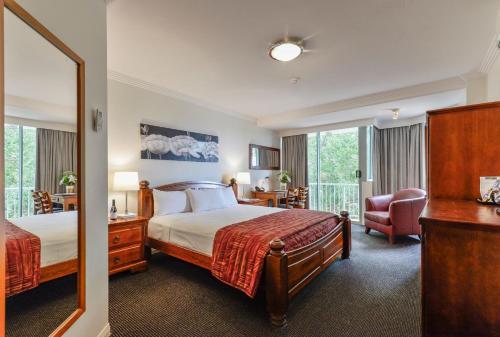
[282,134,308,188]
[372,123,425,195]
[35,128,77,194]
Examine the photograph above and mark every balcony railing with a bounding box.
[309,183,360,221]
[5,186,35,219]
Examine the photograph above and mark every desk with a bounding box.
[52,193,78,211]
[252,190,286,208]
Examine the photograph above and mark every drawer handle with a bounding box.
[113,256,121,264]
[112,235,120,244]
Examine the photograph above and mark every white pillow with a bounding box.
[221,186,238,207]
[186,188,227,212]
[153,189,191,216]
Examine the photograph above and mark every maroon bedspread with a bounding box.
[211,209,340,298]
[5,220,41,296]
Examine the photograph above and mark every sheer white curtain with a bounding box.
[372,123,426,195]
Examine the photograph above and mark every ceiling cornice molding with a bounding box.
[479,33,500,74]
[257,76,466,128]
[107,70,258,123]
[279,118,376,138]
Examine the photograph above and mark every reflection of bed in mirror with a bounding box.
[5,211,78,296]
[2,1,86,336]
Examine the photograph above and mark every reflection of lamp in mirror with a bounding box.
[113,171,139,217]
[236,172,251,198]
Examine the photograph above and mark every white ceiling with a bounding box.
[107,0,500,129]
[4,9,77,125]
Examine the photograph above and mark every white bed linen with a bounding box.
[10,211,77,267]
[148,205,285,256]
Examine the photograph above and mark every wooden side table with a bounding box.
[238,198,269,207]
[108,216,148,275]
[252,191,286,207]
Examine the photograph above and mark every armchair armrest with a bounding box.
[365,194,393,211]
[389,197,427,234]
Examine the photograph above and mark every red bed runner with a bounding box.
[4,220,41,296]
[211,209,341,298]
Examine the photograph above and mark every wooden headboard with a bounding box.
[137,180,234,219]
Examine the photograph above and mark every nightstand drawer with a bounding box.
[109,226,143,248]
[109,244,142,269]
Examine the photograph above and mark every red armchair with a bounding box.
[364,188,427,244]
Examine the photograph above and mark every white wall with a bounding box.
[15,1,109,337]
[488,54,500,101]
[108,79,280,212]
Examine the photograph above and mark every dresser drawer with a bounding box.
[109,225,143,248]
[109,244,142,269]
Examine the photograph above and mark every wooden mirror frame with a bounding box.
[249,144,280,170]
[0,0,86,336]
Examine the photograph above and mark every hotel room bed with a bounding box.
[6,211,78,296]
[148,204,284,255]
[139,180,351,327]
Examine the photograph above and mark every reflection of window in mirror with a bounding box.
[3,5,85,337]
[249,144,280,170]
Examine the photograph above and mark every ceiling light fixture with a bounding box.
[391,108,400,120]
[269,38,303,62]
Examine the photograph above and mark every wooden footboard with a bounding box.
[265,211,351,327]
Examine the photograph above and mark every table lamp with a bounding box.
[113,171,139,217]
[236,172,251,198]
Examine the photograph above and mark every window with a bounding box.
[308,128,360,221]
[366,125,373,181]
[4,124,37,218]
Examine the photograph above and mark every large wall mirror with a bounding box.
[1,1,85,336]
[249,144,280,170]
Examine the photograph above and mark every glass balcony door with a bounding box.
[308,127,360,222]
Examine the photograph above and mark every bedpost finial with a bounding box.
[139,180,150,189]
[269,238,285,256]
[340,211,350,219]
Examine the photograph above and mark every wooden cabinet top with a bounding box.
[108,215,148,227]
[420,199,500,231]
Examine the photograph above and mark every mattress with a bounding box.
[148,205,285,256]
[10,211,78,267]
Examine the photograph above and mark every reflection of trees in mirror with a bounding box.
[4,124,36,218]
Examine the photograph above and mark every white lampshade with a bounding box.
[236,172,251,185]
[113,172,139,192]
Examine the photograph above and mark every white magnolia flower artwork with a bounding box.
[140,123,219,162]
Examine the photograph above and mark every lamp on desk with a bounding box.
[113,171,139,217]
[236,172,251,198]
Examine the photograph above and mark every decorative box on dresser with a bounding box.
[420,102,500,337]
[108,216,148,275]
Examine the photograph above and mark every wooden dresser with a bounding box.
[108,216,148,275]
[421,102,500,337]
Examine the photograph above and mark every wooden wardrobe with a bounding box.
[420,102,500,337]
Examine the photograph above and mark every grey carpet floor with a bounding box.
[5,225,421,337]
[109,225,421,337]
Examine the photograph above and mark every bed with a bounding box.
[139,180,352,327]
[6,211,78,296]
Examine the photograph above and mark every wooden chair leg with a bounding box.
[365,227,371,234]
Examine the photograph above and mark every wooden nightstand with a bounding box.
[237,198,269,207]
[108,216,148,275]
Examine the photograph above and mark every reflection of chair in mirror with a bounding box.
[32,191,63,214]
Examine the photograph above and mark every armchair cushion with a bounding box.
[364,211,390,226]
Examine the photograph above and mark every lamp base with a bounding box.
[118,212,136,219]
